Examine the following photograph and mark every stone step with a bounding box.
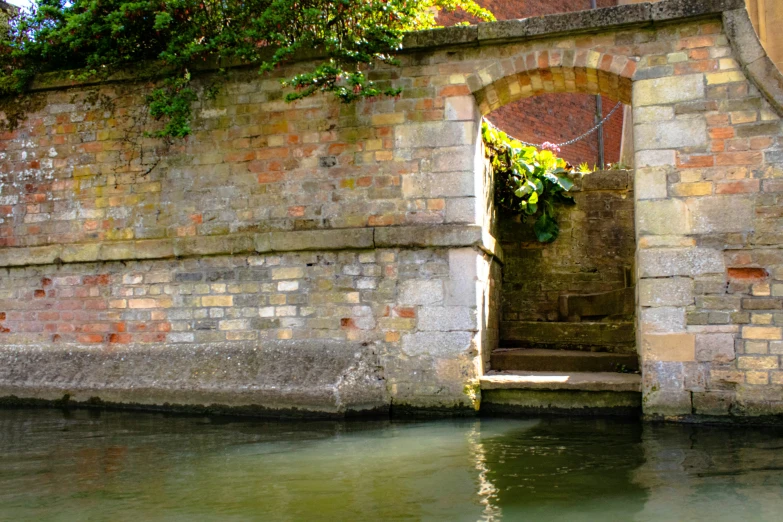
[480,371,642,416]
[491,348,639,373]
[500,321,636,353]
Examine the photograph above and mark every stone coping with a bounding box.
[402,0,745,50]
[723,8,783,116]
[0,225,503,269]
[26,0,745,93]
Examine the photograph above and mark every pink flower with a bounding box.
[541,142,561,153]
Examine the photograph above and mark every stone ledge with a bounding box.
[0,225,503,268]
[404,0,743,50]
[724,9,783,116]
[26,0,747,94]
[0,341,389,417]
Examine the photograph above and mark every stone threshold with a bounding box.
[481,371,641,393]
[0,225,503,269]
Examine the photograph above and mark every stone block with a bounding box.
[650,0,745,21]
[395,122,474,149]
[642,306,686,333]
[374,225,481,249]
[639,277,694,307]
[643,389,693,417]
[633,106,674,124]
[635,150,676,168]
[444,96,477,121]
[446,248,479,306]
[401,331,474,357]
[399,280,444,305]
[642,333,696,362]
[635,167,669,200]
[60,243,101,263]
[742,326,783,340]
[745,55,783,115]
[634,118,708,150]
[737,355,779,370]
[445,198,477,224]
[637,199,691,235]
[432,146,475,172]
[688,196,755,234]
[417,306,478,332]
[402,171,476,198]
[695,333,736,363]
[269,229,373,252]
[633,74,705,107]
[638,247,724,277]
[692,391,733,416]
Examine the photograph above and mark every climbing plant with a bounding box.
[0,0,493,137]
[482,120,576,243]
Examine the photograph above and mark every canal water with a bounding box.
[1,409,782,521]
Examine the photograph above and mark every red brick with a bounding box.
[728,267,769,281]
[715,180,760,194]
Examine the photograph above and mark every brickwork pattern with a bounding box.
[0,247,491,409]
[2,2,783,418]
[440,0,624,166]
[500,170,635,322]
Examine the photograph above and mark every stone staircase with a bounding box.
[481,290,641,416]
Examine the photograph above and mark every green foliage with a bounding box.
[0,0,494,137]
[482,120,576,243]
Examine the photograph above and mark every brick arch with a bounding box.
[468,49,635,115]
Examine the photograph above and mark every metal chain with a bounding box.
[486,101,623,149]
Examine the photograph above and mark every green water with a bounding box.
[1,409,783,521]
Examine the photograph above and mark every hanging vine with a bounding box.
[0,0,494,137]
[482,120,577,243]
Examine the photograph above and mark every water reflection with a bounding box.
[0,409,782,521]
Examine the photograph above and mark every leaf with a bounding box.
[556,175,574,191]
[534,213,559,243]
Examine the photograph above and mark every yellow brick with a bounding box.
[730,111,757,124]
[271,267,304,280]
[375,151,394,162]
[202,295,233,307]
[365,139,383,151]
[746,371,770,384]
[752,283,771,296]
[745,341,768,354]
[742,326,783,340]
[371,113,405,126]
[108,299,127,309]
[706,71,745,84]
[128,298,157,309]
[719,58,739,70]
[385,331,401,342]
[737,355,779,370]
[670,182,712,197]
[642,333,696,362]
[751,313,774,325]
[277,329,293,340]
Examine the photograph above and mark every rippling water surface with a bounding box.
[1,409,783,521]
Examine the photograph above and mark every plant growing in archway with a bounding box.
[482,120,576,243]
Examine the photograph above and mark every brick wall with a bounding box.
[2,2,783,419]
[439,0,624,166]
[499,170,635,322]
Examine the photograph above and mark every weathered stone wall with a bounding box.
[0,245,494,413]
[499,170,635,323]
[2,0,783,420]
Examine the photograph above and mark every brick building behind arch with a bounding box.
[438,0,626,166]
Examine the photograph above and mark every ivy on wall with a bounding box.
[0,0,493,137]
[482,120,576,243]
